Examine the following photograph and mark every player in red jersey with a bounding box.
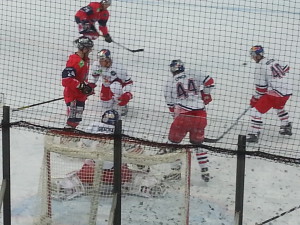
[62,36,96,129]
[75,0,112,42]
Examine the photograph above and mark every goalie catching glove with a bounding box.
[118,92,133,106]
[78,82,96,95]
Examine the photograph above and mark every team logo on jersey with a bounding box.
[111,71,116,76]
[78,60,85,68]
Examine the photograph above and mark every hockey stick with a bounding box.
[112,40,144,53]
[12,97,64,112]
[255,204,300,225]
[204,107,251,143]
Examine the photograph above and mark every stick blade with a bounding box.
[130,49,144,53]
[204,137,220,143]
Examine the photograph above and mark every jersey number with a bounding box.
[271,63,286,78]
[176,79,197,99]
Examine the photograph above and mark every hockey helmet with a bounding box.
[170,59,185,74]
[250,45,264,57]
[101,109,119,125]
[97,49,111,60]
[74,36,94,50]
[101,0,112,6]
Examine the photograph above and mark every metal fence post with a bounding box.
[234,135,246,225]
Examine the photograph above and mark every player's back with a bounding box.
[258,57,292,96]
[166,69,206,110]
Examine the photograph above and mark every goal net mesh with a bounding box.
[34,131,191,225]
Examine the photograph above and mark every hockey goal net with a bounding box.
[34,130,191,225]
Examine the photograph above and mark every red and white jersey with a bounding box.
[253,57,292,97]
[90,60,133,93]
[164,70,214,113]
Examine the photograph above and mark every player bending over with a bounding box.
[89,49,133,116]
[75,0,113,42]
[164,59,215,182]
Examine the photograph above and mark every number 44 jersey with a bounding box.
[164,69,215,113]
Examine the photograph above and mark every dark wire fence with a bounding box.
[1,0,300,163]
[1,1,300,224]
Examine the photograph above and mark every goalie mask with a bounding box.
[170,59,185,74]
[74,36,94,50]
[101,109,119,125]
[250,45,264,57]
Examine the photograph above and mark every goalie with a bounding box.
[52,110,166,200]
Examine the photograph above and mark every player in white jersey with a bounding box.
[52,110,166,200]
[164,59,215,182]
[89,49,133,116]
[247,45,292,143]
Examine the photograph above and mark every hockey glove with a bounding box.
[250,96,259,108]
[118,92,133,106]
[103,33,113,43]
[78,82,96,95]
[201,91,212,105]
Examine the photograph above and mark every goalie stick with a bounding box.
[204,107,251,143]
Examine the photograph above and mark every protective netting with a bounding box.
[1,0,300,165]
[34,131,191,225]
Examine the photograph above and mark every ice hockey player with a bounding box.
[89,49,133,116]
[52,110,166,200]
[62,36,96,129]
[247,45,292,143]
[164,59,215,182]
[75,0,112,42]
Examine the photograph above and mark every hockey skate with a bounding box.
[246,132,260,143]
[201,167,210,182]
[279,122,292,136]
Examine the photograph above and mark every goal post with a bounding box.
[34,130,191,225]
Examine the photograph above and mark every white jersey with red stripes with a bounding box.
[90,60,133,93]
[164,69,214,112]
[253,57,292,97]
